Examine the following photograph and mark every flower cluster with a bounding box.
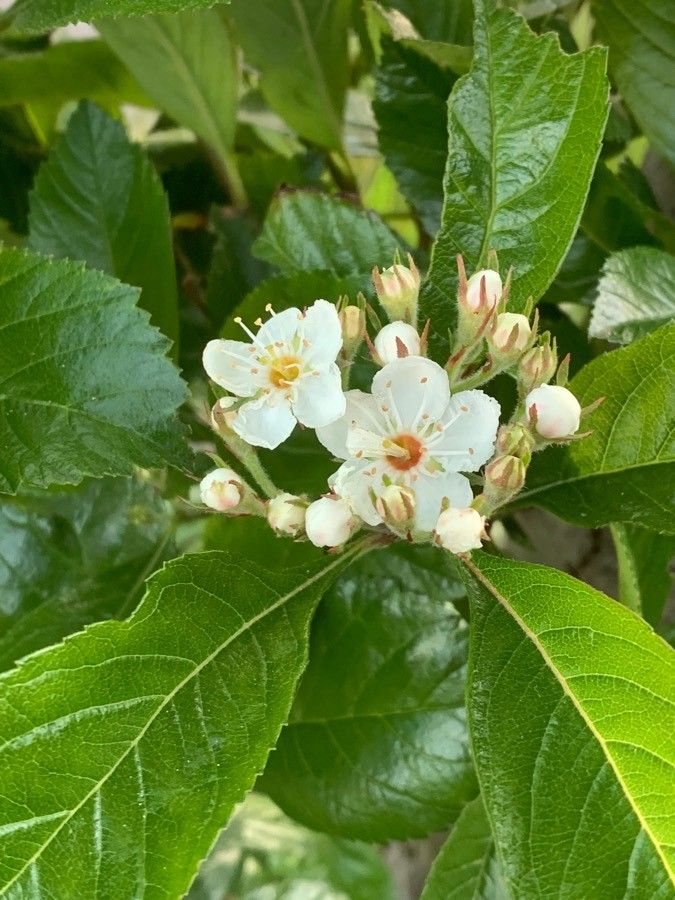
[199,254,596,555]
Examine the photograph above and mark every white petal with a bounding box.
[316,390,384,459]
[256,307,303,347]
[413,472,473,532]
[430,390,500,472]
[372,356,450,430]
[301,299,343,364]
[292,363,346,428]
[233,395,296,449]
[203,339,266,396]
[329,459,386,526]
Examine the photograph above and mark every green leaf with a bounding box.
[0,539,367,898]
[464,552,675,898]
[589,247,675,345]
[521,324,675,532]
[0,247,189,493]
[28,101,179,348]
[0,476,172,672]
[389,0,474,44]
[189,793,396,900]
[593,0,675,169]
[420,796,507,900]
[420,1,608,351]
[611,523,675,627]
[253,192,401,278]
[259,544,478,841]
[7,0,230,33]
[230,0,351,152]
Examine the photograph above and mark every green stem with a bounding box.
[220,431,278,500]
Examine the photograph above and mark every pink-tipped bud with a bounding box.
[484,455,526,504]
[200,467,244,512]
[434,507,486,554]
[488,312,531,355]
[305,496,357,548]
[267,492,307,536]
[466,269,502,312]
[375,483,416,532]
[373,321,421,364]
[372,255,420,324]
[526,384,581,439]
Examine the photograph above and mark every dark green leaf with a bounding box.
[611,523,674,627]
[464,552,675,898]
[420,796,507,900]
[0,247,189,493]
[542,231,606,305]
[421,0,608,352]
[0,540,367,897]
[389,0,474,44]
[8,0,230,33]
[589,246,675,344]
[593,0,675,169]
[29,101,179,348]
[260,544,478,841]
[521,324,675,532]
[230,0,351,152]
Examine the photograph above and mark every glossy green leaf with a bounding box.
[0,476,172,672]
[593,0,675,169]
[0,540,367,897]
[521,324,675,532]
[589,247,675,345]
[389,0,474,44]
[260,544,478,841]
[29,101,179,348]
[7,0,230,33]
[253,192,401,278]
[464,552,675,898]
[189,793,396,900]
[420,796,507,900]
[611,523,675,628]
[421,0,608,351]
[543,231,606,305]
[0,247,189,493]
[230,0,351,152]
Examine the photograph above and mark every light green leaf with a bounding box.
[7,0,230,33]
[421,0,608,352]
[29,101,179,348]
[260,544,478,841]
[420,796,507,900]
[0,539,368,898]
[0,247,189,494]
[593,0,675,169]
[611,523,675,627]
[521,324,675,532]
[230,0,351,152]
[464,552,675,898]
[253,192,401,278]
[589,247,675,345]
[0,476,172,672]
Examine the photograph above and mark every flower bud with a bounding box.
[518,338,557,393]
[200,467,244,512]
[372,254,420,324]
[488,312,531,356]
[466,269,502,312]
[211,396,237,433]
[496,424,533,464]
[526,384,581,439]
[375,483,416,532]
[484,455,526,504]
[267,492,307,536]
[433,507,486,554]
[338,304,366,359]
[373,321,421,364]
[305,496,357,548]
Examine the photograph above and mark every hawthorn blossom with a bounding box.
[203,300,345,449]
[316,356,500,534]
[526,384,581,439]
[434,507,486,553]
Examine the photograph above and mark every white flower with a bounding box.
[466,269,502,311]
[305,496,357,548]
[267,492,307,536]
[434,507,486,553]
[489,312,531,353]
[316,356,500,534]
[200,468,244,511]
[526,384,581,439]
[374,321,420,364]
[203,300,346,449]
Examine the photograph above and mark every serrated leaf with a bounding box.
[0,476,172,672]
[230,0,351,152]
[589,247,675,345]
[0,540,367,898]
[7,0,229,33]
[520,324,675,532]
[593,0,675,169]
[260,544,478,842]
[0,247,189,493]
[464,552,675,898]
[420,796,507,900]
[28,101,179,348]
[611,523,675,627]
[420,0,608,353]
[253,192,402,278]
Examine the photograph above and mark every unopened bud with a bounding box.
[375,483,416,532]
[339,305,366,358]
[373,321,421,364]
[200,467,244,512]
[488,312,531,356]
[372,254,420,324]
[518,338,557,393]
[496,424,533,464]
[526,384,581,439]
[456,258,500,343]
[305,496,357,548]
[267,492,307,536]
[484,455,526,503]
[211,396,237,432]
[433,507,486,554]
[466,269,502,312]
